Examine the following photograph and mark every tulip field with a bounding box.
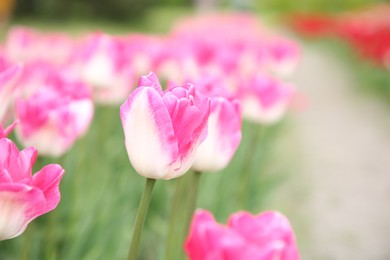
[1,2,390,260]
[0,10,302,260]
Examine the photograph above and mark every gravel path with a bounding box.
[269,43,390,259]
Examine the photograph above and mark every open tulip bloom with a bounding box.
[0,138,64,240]
[185,209,299,260]
[15,65,94,157]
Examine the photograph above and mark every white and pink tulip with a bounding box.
[120,72,210,179]
[74,33,135,104]
[15,66,94,157]
[191,76,242,172]
[237,73,294,124]
[0,138,64,240]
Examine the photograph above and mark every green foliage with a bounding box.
[14,0,191,21]
[253,0,388,14]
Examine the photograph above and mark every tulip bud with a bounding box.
[120,72,210,179]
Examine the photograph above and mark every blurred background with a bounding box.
[1,0,390,259]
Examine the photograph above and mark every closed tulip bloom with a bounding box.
[185,209,299,260]
[191,76,242,172]
[120,72,210,179]
[15,68,94,157]
[0,138,64,240]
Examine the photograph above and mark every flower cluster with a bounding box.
[0,13,301,259]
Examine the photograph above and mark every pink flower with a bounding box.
[74,33,135,104]
[5,26,74,64]
[191,76,242,172]
[120,72,210,179]
[0,62,22,123]
[267,37,301,77]
[0,138,64,240]
[237,74,294,124]
[185,209,299,260]
[15,66,94,157]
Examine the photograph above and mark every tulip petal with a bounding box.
[31,164,64,217]
[121,87,178,179]
[138,72,164,95]
[0,184,44,240]
[0,138,37,182]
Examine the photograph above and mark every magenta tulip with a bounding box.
[120,72,210,179]
[0,138,64,240]
[185,209,299,260]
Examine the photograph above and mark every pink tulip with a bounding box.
[191,76,242,172]
[267,37,301,77]
[237,74,294,124]
[0,62,22,123]
[5,26,74,64]
[185,209,299,260]
[74,33,135,104]
[120,72,210,179]
[0,138,64,240]
[15,65,94,157]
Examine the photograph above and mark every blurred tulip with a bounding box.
[185,209,299,260]
[120,72,210,179]
[0,62,22,123]
[5,26,74,64]
[0,138,64,240]
[75,33,135,104]
[268,38,301,77]
[15,67,94,157]
[191,76,242,172]
[237,74,294,124]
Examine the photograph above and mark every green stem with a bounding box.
[164,171,202,260]
[239,124,266,209]
[127,178,156,260]
[164,176,187,260]
[184,171,202,235]
[21,224,32,260]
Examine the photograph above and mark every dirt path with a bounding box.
[269,43,390,259]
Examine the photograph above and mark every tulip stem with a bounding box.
[164,176,187,260]
[240,124,266,209]
[184,171,202,234]
[127,178,156,260]
[164,171,202,260]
